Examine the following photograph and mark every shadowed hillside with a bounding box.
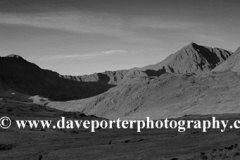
[0,55,114,101]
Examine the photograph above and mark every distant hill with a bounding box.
[61,70,128,85]
[0,55,113,101]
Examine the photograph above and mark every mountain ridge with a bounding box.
[59,42,233,85]
[0,42,235,115]
[45,43,240,120]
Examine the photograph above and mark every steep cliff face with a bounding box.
[0,55,113,101]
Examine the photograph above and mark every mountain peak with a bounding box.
[142,43,233,74]
[6,54,24,59]
[188,42,199,47]
[183,42,202,51]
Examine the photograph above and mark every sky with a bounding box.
[0,0,239,75]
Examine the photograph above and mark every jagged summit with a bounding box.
[142,42,233,74]
[187,42,199,48]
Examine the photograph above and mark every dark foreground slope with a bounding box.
[1,100,240,160]
[0,55,114,101]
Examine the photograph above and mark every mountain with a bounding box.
[213,47,240,72]
[47,43,239,120]
[1,43,236,119]
[142,42,233,74]
[0,55,113,101]
[58,43,233,85]
[120,43,233,85]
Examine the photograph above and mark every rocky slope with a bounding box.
[142,42,232,74]
[213,47,240,72]
[0,55,113,101]
[47,71,240,119]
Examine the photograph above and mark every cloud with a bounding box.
[0,12,154,43]
[40,50,127,60]
[0,13,101,34]
[130,17,198,30]
[0,12,201,44]
[39,48,162,61]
